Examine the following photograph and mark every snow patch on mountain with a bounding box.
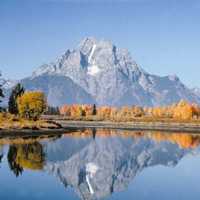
[87,65,100,76]
[88,44,96,63]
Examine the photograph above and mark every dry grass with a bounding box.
[0,113,62,130]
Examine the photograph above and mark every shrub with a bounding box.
[0,73,4,112]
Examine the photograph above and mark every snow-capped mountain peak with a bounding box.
[32,37,141,77]
[3,37,200,107]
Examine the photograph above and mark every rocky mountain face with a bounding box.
[21,75,95,106]
[0,78,17,107]
[43,134,195,200]
[192,87,200,97]
[2,37,200,107]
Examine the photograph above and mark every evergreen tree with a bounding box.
[92,104,97,115]
[8,83,25,114]
[0,86,3,103]
[0,74,4,111]
[45,106,60,115]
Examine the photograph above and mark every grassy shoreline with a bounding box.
[1,114,200,134]
[55,120,200,133]
[0,115,62,131]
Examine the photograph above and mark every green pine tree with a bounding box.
[92,104,97,115]
[8,83,25,114]
[0,74,4,111]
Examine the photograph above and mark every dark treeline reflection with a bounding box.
[7,142,45,177]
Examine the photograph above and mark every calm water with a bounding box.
[1,129,200,200]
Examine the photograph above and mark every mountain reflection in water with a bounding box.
[0,129,200,200]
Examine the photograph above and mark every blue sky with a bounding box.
[0,0,200,87]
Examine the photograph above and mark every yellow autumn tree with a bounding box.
[70,104,85,118]
[110,107,118,121]
[17,91,47,120]
[15,143,44,170]
[97,106,112,119]
[173,100,194,120]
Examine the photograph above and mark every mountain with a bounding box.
[0,78,17,107]
[192,87,200,97]
[30,37,200,106]
[21,74,95,106]
[2,37,200,107]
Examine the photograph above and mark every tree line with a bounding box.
[59,100,200,121]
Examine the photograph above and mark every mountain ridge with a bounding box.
[2,37,200,107]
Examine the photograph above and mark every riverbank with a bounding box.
[1,118,200,137]
[55,120,200,133]
[0,118,62,132]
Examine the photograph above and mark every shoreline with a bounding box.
[1,120,200,138]
[56,120,200,133]
[0,127,78,138]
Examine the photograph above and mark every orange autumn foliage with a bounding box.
[59,100,200,121]
[97,106,112,119]
[59,105,71,116]
[173,100,194,120]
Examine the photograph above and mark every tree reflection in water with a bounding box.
[0,155,2,163]
[0,148,3,167]
[7,146,23,177]
[7,142,45,177]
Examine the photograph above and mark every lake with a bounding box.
[0,129,200,200]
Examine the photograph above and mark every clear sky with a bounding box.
[0,0,200,88]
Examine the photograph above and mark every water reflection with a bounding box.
[7,142,45,177]
[7,145,24,177]
[1,129,200,200]
[0,145,3,167]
